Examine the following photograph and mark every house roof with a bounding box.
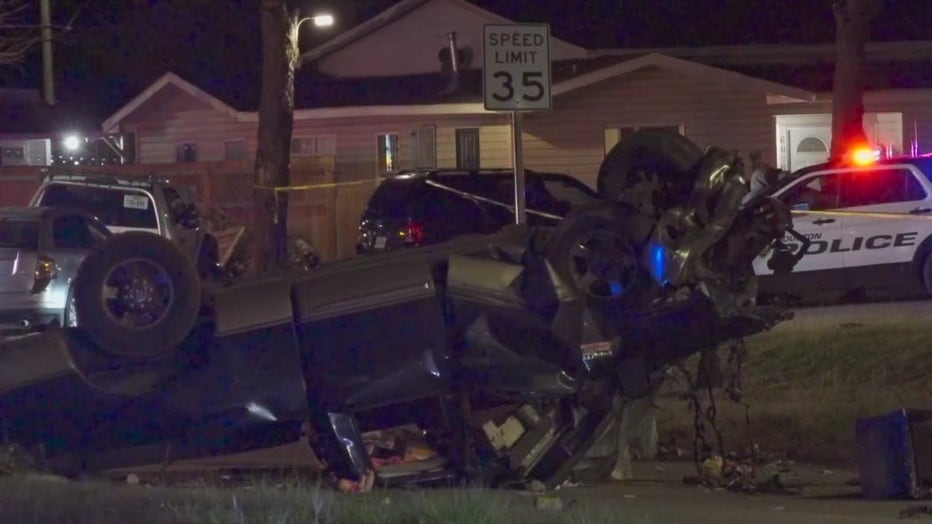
[102,53,822,130]
[298,0,590,67]
[101,72,241,132]
[725,60,932,92]
[291,55,630,108]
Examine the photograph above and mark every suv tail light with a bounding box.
[402,221,426,246]
[32,255,56,294]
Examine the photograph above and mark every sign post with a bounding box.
[483,24,552,225]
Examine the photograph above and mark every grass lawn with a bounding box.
[656,315,932,466]
[0,475,647,524]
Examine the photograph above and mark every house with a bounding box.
[100,0,932,190]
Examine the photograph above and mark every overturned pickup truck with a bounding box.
[0,131,802,488]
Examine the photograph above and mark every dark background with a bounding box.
[2,0,930,128]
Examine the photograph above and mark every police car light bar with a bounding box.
[848,145,881,166]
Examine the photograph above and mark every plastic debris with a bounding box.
[535,496,564,511]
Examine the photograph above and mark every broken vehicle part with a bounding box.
[0,131,801,489]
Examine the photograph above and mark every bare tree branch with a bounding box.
[0,0,38,66]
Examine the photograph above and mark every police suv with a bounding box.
[753,155,932,300]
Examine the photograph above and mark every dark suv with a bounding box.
[356,168,598,254]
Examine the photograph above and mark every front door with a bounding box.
[788,127,831,172]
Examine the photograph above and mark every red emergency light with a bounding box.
[842,143,882,166]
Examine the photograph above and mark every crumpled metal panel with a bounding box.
[646,147,794,316]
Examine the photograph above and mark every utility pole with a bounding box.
[40,0,55,106]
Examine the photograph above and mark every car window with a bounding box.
[0,219,39,248]
[52,215,103,250]
[778,174,840,211]
[363,179,419,219]
[541,178,595,207]
[37,184,158,229]
[838,168,927,207]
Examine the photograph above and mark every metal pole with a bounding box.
[40,0,55,106]
[512,110,526,225]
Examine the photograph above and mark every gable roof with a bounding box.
[102,52,822,131]
[554,53,817,102]
[100,72,240,132]
[726,60,932,92]
[298,0,588,67]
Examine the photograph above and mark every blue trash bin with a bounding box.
[856,408,932,499]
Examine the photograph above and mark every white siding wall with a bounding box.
[127,86,254,164]
[480,125,512,168]
[522,66,778,188]
[122,90,512,175]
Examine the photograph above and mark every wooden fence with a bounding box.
[0,158,378,262]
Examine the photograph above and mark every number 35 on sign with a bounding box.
[483,24,552,111]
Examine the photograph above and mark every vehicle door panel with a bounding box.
[837,166,932,269]
[291,255,448,412]
[754,172,846,277]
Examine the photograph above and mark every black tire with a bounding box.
[73,231,201,358]
[922,253,932,296]
[597,129,703,218]
[545,202,656,305]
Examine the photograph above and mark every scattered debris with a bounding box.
[534,496,578,511]
[0,443,42,475]
[336,470,375,493]
[899,505,932,519]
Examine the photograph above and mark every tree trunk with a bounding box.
[830,0,879,160]
[253,0,298,273]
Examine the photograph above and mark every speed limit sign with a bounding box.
[483,24,552,111]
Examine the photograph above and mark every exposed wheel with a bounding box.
[73,232,201,358]
[546,202,655,305]
[597,129,703,218]
[922,253,932,296]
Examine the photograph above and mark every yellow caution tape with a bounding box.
[254,179,378,192]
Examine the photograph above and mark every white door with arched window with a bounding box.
[788,127,831,172]
[775,113,903,172]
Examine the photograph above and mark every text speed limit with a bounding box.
[483,24,552,111]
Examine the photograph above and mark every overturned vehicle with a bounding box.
[0,131,803,488]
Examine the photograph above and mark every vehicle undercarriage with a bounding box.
[0,131,804,489]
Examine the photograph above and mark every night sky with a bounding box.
[3,0,931,130]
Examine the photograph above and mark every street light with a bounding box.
[297,13,334,31]
[311,14,334,27]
